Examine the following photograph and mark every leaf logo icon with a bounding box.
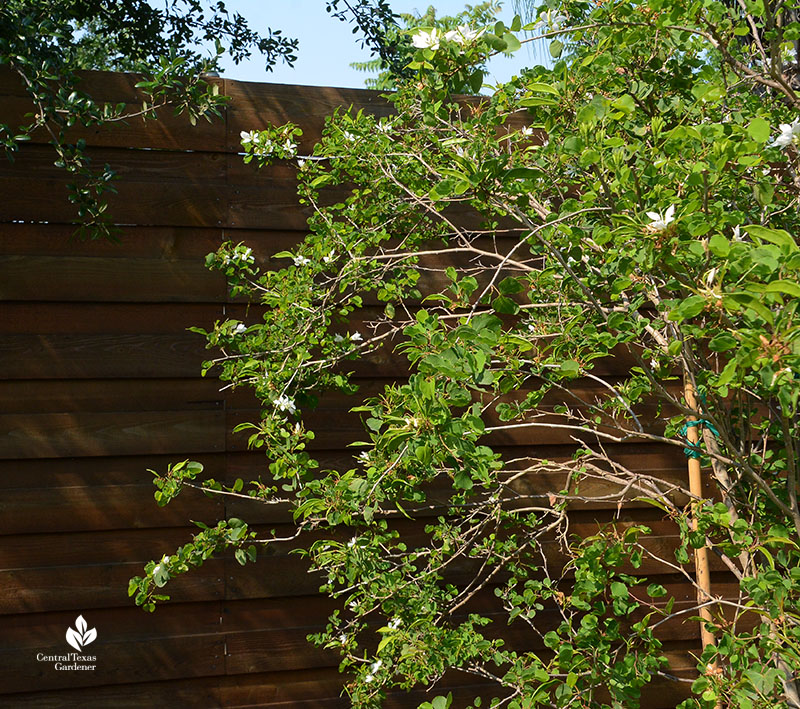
[66,615,97,651]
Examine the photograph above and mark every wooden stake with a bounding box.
[684,379,719,659]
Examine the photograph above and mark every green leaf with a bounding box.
[492,295,520,314]
[745,225,797,251]
[611,94,636,115]
[429,179,454,201]
[502,32,521,53]
[560,360,580,377]
[453,470,473,490]
[610,581,628,598]
[526,82,560,96]
[498,276,524,294]
[708,333,737,352]
[746,117,770,142]
[646,583,668,597]
[708,234,730,257]
[549,39,564,58]
[668,295,706,321]
[724,292,774,324]
[764,280,800,298]
[504,167,544,180]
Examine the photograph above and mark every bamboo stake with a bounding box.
[684,378,720,680]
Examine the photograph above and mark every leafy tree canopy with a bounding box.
[0,0,299,237]
[131,0,800,707]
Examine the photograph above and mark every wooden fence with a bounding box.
[0,68,719,707]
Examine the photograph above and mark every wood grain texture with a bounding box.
[0,410,224,459]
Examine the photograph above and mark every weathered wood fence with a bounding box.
[0,69,719,707]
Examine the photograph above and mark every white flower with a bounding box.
[732,225,742,241]
[520,125,535,137]
[339,633,348,644]
[370,660,383,672]
[645,204,676,232]
[297,158,305,168]
[444,25,485,46]
[240,130,257,145]
[404,416,419,428]
[705,267,718,286]
[649,358,658,370]
[770,119,800,148]
[357,451,370,462]
[350,332,363,342]
[334,333,345,343]
[377,121,393,134]
[342,131,356,142]
[388,618,401,630]
[274,394,296,415]
[323,250,335,264]
[231,246,253,264]
[364,674,374,683]
[411,28,442,50]
[293,254,311,267]
[234,323,246,334]
[283,138,297,153]
[347,536,357,548]
[153,554,169,576]
[532,9,568,33]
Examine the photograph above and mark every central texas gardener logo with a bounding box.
[65,615,97,652]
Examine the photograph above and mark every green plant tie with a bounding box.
[679,419,720,459]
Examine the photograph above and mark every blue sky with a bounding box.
[215,1,540,89]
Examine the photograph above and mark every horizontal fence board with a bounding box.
[0,68,226,151]
[0,411,224,459]
[0,444,698,536]
[0,145,329,229]
[0,379,225,414]
[0,254,224,303]
[0,224,316,302]
[0,559,225,615]
[0,95,226,153]
[0,302,223,334]
[0,602,227,693]
[0,223,226,259]
[225,79,393,152]
[0,483,222,536]
[0,667,348,708]
[0,453,227,489]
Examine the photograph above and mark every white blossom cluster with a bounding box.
[222,245,254,266]
[240,130,298,158]
[411,25,485,51]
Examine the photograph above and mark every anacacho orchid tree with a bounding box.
[131,1,800,706]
